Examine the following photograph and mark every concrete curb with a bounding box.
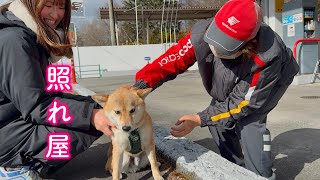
[73,84,266,180]
[292,74,320,85]
[153,124,266,180]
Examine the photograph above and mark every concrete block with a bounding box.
[153,124,266,180]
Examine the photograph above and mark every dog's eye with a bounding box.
[130,108,135,113]
[114,110,121,114]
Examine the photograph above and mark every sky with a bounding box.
[0,0,119,27]
[0,0,9,4]
[70,0,110,27]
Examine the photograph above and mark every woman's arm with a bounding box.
[0,30,104,131]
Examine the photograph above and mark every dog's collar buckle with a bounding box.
[129,129,142,154]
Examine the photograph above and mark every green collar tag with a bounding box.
[129,129,142,154]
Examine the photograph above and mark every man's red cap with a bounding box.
[204,0,262,55]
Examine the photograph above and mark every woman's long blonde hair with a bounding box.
[21,0,73,58]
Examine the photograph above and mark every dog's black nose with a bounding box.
[122,126,131,132]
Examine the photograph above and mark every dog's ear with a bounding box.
[92,94,109,107]
[136,88,152,99]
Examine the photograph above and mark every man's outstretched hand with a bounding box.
[170,114,201,137]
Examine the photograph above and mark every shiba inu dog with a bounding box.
[92,85,163,180]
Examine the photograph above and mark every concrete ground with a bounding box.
[52,70,320,180]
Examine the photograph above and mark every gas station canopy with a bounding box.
[100,6,221,21]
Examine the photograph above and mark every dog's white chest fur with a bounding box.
[112,129,131,151]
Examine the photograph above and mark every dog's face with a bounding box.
[92,85,152,133]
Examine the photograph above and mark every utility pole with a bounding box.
[108,0,116,45]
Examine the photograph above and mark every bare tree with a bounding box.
[114,0,227,45]
[77,20,111,46]
[181,0,226,35]
[183,0,226,7]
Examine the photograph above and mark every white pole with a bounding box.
[161,0,165,45]
[74,25,81,78]
[115,22,119,46]
[141,6,144,43]
[174,0,179,43]
[146,17,150,44]
[165,0,171,50]
[169,0,175,46]
[135,0,139,45]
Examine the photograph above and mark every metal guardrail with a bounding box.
[293,38,320,59]
[293,38,320,83]
[74,65,102,78]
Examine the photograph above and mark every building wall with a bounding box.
[266,0,284,39]
[67,44,198,78]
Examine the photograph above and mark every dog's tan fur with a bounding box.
[92,85,163,180]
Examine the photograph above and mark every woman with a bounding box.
[134,0,299,179]
[0,0,115,178]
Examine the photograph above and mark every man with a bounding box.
[134,0,299,179]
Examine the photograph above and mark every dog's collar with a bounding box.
[128,129,142,154]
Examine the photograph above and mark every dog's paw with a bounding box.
[121,169,128,174]
[127,165,139,173]
[156,161,161,167]
[154,176,164,180]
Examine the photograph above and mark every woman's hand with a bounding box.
[90,109,116,136]
[170,114,201,137]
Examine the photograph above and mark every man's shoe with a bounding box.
[0,166,42,180]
